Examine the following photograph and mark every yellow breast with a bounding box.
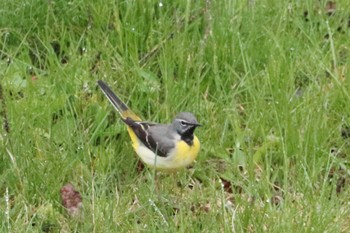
[171,135,200,168]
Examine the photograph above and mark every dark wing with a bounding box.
[123,117,169,157]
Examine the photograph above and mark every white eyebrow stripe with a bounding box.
[175,119,190,123]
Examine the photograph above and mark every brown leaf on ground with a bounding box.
[60,183,83,217]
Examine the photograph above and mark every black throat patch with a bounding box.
[181,127,195,146]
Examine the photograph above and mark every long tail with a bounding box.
[97,80,141,121]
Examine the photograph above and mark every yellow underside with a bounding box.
[126,126,140,150]
[172,136,200,167]
[126,126,200,171]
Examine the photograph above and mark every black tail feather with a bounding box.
[97,80,129,112]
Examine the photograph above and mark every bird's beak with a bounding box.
[193,123,202,127]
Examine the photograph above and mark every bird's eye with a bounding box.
[180,120,187,126]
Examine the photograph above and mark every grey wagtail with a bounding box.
[97,80,201,170]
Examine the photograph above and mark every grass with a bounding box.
[1,0,350,232]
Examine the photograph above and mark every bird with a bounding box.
[97,80,201,171]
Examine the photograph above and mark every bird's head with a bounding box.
[172,112,201,142]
